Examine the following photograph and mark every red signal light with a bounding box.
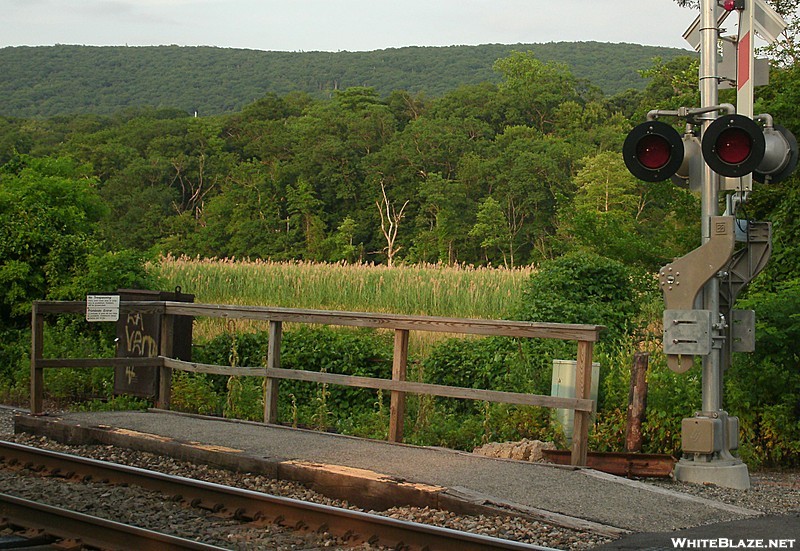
[701,114,765,178]
[623,121,685,182]
[723,0,744,11]
[715,127,754,165]
[637,135,672,169]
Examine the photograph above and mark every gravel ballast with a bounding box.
[2,406,798,549]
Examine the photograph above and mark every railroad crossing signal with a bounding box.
[622,121,684,182]
[701,114,765,178]
[622,0,795,489]
[623,114,797,184]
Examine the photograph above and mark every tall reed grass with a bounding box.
[152,255,536,356]
[154,255,535,320]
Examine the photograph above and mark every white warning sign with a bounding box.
[86,295,120,322]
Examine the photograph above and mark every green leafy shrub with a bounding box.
[192,326,392,428]
[0,329,30,403]
[421,335,553,415]
[225,376,265,421]
[73,395,150,412]
[722,279,800,467]
[278,327,392,428]
[40,319,117,404]
[516,251,654,343]
[170,372,222,416]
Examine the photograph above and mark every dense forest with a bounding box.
[0,42,692,117]
[2,20,800,463]
[1,51,712,278]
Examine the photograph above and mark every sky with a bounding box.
[0,0,699,53]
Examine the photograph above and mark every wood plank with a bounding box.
[543,450,676,478]
[625,352,649,453]
[33,300,166,315]
[162,358,266,376]
[571,340,595,467]
[163,359,594,411]
[157,314,174,409]
[264,321,282,424]
[38,358,163,369]
[389,329,409,443]
[163,302,605,342]
[31,304,44,415]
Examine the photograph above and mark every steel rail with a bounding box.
[0,440,555,551]
[0,492,227,551]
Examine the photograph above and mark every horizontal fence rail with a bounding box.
[30,300,605,466]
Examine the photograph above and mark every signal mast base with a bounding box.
[674,457,750,490]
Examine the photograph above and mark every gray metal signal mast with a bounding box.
[623,0,797,489]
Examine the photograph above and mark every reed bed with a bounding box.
[151,256,536,352]
[154,256,535,319]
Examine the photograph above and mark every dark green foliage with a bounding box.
[0,155,106,325]
[516,251,654,343]
[726,280,800,466]
[421,336,553,414]
[280,327,393,424]
[0,50,703,269]
[0,328,29,402]
[193,326,392,426]
[0,43,692,118]
[194,331,270,371]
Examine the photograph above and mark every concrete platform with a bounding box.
[12,409,776,541]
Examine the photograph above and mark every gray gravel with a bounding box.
[0,406,605,549]
[2,406,798,550]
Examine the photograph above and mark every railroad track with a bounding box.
[0,492,227,550]
[0,440,553,551]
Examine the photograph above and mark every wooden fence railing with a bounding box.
[30,300,605,466]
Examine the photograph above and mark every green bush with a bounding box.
[516,251,654,343]
[40,319,117,404]
[170,372,223,416]
[725,280,800,467]
[192,326,393,428]
[421,335,555,415]
[0,328,29,403]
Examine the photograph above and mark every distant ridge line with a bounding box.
[0,42,693,117]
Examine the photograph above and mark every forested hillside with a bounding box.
[2,27,800,465]
[0,42,691,117]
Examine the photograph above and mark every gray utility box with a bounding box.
[663,309,713,356]
[114,288,193,399]
[551,359,600,445]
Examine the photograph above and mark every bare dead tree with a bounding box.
[376,181,409,267]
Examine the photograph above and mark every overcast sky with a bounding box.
[0,0,700,52]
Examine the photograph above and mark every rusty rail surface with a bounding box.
[31,299,604,466]
[0,440,553,551]
[0,493,227,551]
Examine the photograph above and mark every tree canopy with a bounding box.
[0,42,692,118]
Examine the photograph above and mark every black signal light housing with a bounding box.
[623,120,685,182]
[701,114,766,178]
[754,124,798,184]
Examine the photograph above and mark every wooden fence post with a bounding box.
[388,328,409,443]
[571,340,595,466]
[264,320,282,424]
[30,303,44,415]
[157,313,174,409]
[625,352,649,453]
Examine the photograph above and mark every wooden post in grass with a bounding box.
[571,340,595,466]
[625,352,649,453]
[264,320,282,424]
[157,313,174,410]
[389,328,409,443]
[30,303,44,415]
